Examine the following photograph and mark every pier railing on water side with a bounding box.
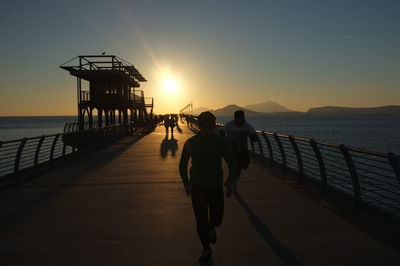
[250,130,400,218]
[0,122,144,181]
[185,115,400,219]
[0,134,73,178]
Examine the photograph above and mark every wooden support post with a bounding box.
[105,110,109,126]
[88,108,93,129]
[98,109,103,128]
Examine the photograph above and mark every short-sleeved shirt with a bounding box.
[223,120,257,153]
[179,133,236,187]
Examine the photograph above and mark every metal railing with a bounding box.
[63,122,100,133]
[188,116,400,219]
[0,122,148,180]
[0,134,74,178]
[248,130,400,218]
[80,90,90,102]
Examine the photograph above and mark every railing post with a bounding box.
[0,141,2,168]
[62,141,67,159]
[339,144,361,209]
[289,135,304,181]
[310,139,327,193]
[50,134,60,161]
[388,152,400,185]
[34,136,46,167]
[273,133,287,170]
[14,138,27,176]
[63,123,68,133]
[249,136,255,157]
[261,131,273,165]
[256,134,264,158]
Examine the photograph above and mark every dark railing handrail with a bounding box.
[1,133,61,145]
[0,121,153,180]
[255,129,390,157]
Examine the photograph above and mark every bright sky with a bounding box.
[0,0,399,115]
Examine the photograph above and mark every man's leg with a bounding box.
[191,185,211,250]
[207,187,224,245]
[234,151,249,185]
[209,187,224,228]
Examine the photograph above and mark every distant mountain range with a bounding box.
[193,101,292,115]
[192,106,212,114]
[213,104,258,115]
[243,101,291,113]
[193,102,400,115]
[307,105,400,114]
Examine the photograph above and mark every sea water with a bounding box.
[216,113,400,154]
[0,114,399,154]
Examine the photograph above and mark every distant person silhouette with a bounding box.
[223,110,257,187]
[179,111,236,264]
[163,115,171,135]
[170,114,178,136]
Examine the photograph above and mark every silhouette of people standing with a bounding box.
[179,111,236,264]
[223,110,257,187]
[163,114,178,135]
[170,114,177,136]
[163,115,170,135]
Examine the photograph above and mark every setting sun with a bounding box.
[163,77,178,93]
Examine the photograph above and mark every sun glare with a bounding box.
[163,77,178,93]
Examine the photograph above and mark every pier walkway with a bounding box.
[1,121,399,266]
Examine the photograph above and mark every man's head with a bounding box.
[234,110,245,126]
[198,111,216,130]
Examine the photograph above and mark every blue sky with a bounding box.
[0,0,399,115]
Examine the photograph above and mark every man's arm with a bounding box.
[247,123,258,142]
[179,140,191,187]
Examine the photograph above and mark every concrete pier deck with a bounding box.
[0,121,399,266]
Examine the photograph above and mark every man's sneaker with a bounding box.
[209,229,217,244]
[198,249,212,264]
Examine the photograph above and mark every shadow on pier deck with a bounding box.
[0,121,399,266]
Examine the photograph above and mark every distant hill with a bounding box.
[307,105,400,114]
[244,101,292,113]
[212,104,258,115]
[192,106,212,115]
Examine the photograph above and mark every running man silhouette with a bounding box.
[223,110,257,187]
[179,111,236,264]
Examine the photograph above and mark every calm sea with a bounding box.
[216,113,400,154]
[0,114,399,154]
[0,116,77,142]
